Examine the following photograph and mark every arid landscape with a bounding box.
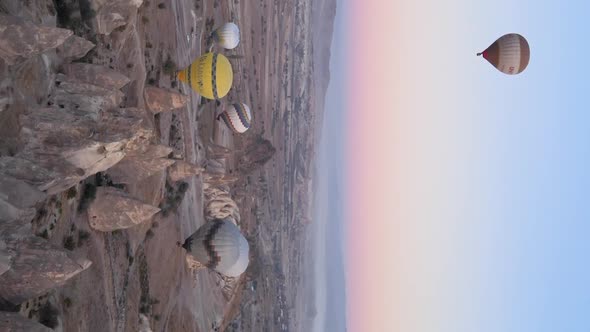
[0,0,336,331]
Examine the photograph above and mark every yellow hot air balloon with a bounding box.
[177,52,233,100]
[477,33,530,75]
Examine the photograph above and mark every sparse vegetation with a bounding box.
[162,57,177,76]
[63,297,72,309]
[158,181,189,216]
[63,235,76,251]
[157,3,166,9]
[145,229,155,240]
[78,183,97,212]
[142,16,149,24]
[39,229,49,239]
[66,186,77,199]
[38,302,59,329]
[77,230,90,247]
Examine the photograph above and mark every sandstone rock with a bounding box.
[0,14,72,65]
[51,74,124,119]
[107,145,174,184]
[13,55,54,108]
[0,239,11,276]
[0,312,52,332]
[138,313,153,332]
[168,161,204,182]
[95,0,143,36]
[236,136,276,175]
[0,236,91,305]
[61,63,130,90]
[11,106,153,194]
[87,187,160,232]
[0,176,46,223]
[56,35,95,61]
[202,172,238,188]
[144,87,189,114]
[204,187,240,223]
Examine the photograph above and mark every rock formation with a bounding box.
[0,14,73,65]
[168,161,204,183]
[204,187,240,223]
[55,35,95,62]
[87,187,160,232]
[0,312,52,332]
[61,63,131,90]
[236,136,276,175]
[144,87,189,114]
[0,176,46,224]
[0,236,91,305]
[107,145,175,184]
[95,0,144,35]
[0,239,10,276]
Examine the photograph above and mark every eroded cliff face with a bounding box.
[0,2,174,328]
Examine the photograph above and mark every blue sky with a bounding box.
[340,0,590,331]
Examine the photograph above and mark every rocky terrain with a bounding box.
[0,0,336,331]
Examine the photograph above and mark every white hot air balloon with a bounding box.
[181,219,250,277]
[217,102,252,134]
[211,22,240,50]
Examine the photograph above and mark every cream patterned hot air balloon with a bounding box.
[217,102,252,134]
[478,33,530,75]
[181,219,250,277]
[211,23,240,50]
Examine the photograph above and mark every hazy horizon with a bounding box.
[312,0,347,330]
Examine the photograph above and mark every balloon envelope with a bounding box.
[478,33,530,75]
[219,102,252,134]
[182,219,250,277]
[212,23,240,50]
[177,52,233,100]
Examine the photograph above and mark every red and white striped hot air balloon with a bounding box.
[478,33,530,75]
[216,102,252,134]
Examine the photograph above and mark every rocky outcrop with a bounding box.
[0,236,91,305]
[95,0,144,35]
[138,313,153,332]
[0,176,46,224]
[61,63,131,90]
[0,14,72,65]
[107,145,174,184]
[87,187,160,232]
[51,74,124,118]
[13,104,152,194]
[56,35,95,61]
[204,187,240,223]
[0,239,10,276]
[168,161,203,183]
[144,87,189,114]
[236,136,276,175]
[0,60,153,195]
[0,312,52,332]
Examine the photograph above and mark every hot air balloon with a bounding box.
[210,22,240,50]
[477,33,530,75]
[181,219,250,277]
[177,52,233,100]
[217,102,252,134]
